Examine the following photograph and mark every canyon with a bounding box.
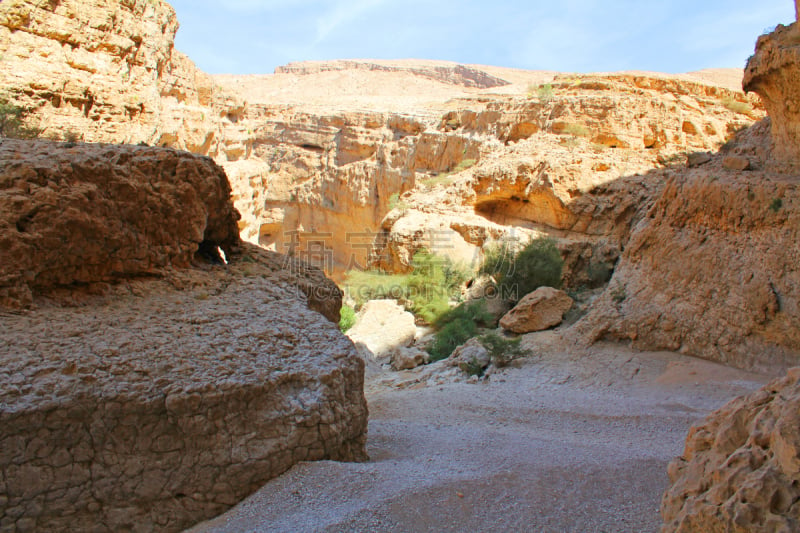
[1,0,800,531]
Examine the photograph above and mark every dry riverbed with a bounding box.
[188,331,769,532]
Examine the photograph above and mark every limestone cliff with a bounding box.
[0,140,367,532]
[0,0,763,278]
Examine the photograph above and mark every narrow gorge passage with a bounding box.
[189,335,768,532]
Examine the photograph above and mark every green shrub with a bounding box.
[427,300,493,361]
[428,318,477,362]
[481,237,563,303]
[419,159,477,189]
[770,198,783,212]
[344,269,409,308]
[459,357,486,377]
[388,192,409,211]
[339,305,357,332]
[560,123,591,137]
[527,83,554,102]
[0,97,41,139]
[478,332,526,368]
[343,250,470,325]
[406,250,468,324]
[433,299,494,329]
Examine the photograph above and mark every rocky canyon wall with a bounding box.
[0,0,243,153]
[743,20,800,168]
[578,21,800,374]
[0,0,765,279]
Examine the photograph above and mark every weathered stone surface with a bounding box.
[722,155,751,170]
[687,151,712,167]
[500,287,573,334]
[390,346,430,371]
[744,20,800,167]
[346,299,417,360]
[0,0,242,151]
[0,0,764,281]
[368,73,759,281]
[447,338,490,372]
[0,141,366,532]
[661,368,800,532]
[0,139,240,308]
[579,124,800,374]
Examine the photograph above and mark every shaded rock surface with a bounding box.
[500,287,573,334]
[0,139,240,308]
[661,368,800,532]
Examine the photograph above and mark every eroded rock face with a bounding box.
[369,73,760,281]
[661,368,800,532]
[0,0,242,151]
[0,139,240,307]
[579,120,800,373]
[0,0,764,280]
[0,141,366,532]
[0,245,367,532]
[500,287,573,334]
[744,21,800,167]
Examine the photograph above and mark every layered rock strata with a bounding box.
[661,368,800,532]
[0,0,763,279]
[0,0,242,152]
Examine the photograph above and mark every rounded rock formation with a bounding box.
[661,368,800,532]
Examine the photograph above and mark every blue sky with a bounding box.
[168,0,795,75]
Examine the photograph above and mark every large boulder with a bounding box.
[346,299,417,360]
[390,346,430,370]
[0,139,240,308]
[0,141,366,532]
[500,287,573,334]
[661,368,800,532]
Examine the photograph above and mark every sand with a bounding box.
[187,331,768,532]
